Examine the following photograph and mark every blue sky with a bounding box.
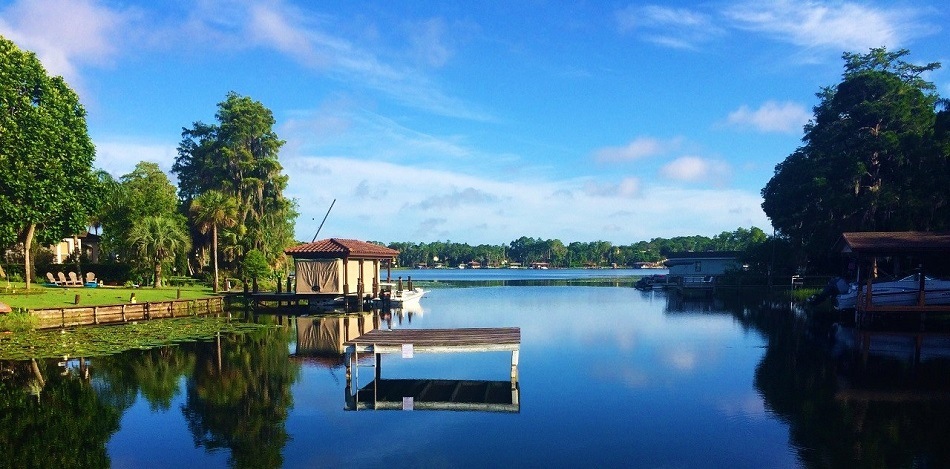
[2,1,947,245]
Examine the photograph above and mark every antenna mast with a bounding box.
[312,199,336,242]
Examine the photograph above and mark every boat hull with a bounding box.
[835,275,950,310]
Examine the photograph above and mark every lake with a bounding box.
[4,269,950,468]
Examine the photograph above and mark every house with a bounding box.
[285,238,399,300]
[48,232,101,264]
[664,251,740,288]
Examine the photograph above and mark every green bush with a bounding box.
[0,309,37,332]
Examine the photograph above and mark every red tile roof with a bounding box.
[285,238,399,259]
[840,232,950,255]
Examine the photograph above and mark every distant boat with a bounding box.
[835,274,950,310]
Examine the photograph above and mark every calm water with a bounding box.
[4,271,950,468]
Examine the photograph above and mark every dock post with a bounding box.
[510,349,519,379]
[375,353,382,382]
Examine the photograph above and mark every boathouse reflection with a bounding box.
[294,311,379,356]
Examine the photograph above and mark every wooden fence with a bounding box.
[30,297,225,330]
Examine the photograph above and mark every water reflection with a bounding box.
[294,311,378,356]
[6,286,950,466]
[290,308,521,414]
[1,324,299,468]
[747,301,950,467]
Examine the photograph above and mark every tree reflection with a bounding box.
[181,324,299,468]
[724,295,950,467]
[92,346,197,412]
[0,359,120,468]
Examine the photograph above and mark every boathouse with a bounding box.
[285,238,399,301]
[664,251,740,290]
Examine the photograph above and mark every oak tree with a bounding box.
[762,47,947,270]
[0,36,100,288]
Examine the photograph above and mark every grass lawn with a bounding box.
[0,281,219,310]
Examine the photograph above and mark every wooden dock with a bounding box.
[343,327,521,410]
[344,327,521,354]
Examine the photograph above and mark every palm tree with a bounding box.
[128,215,191,288]
[191,190,239,292]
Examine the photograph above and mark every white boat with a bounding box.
[835,274,950,310]
[378,282,426,305]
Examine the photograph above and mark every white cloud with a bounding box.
[93,141,178,178]
[407,18,455,68]
[248,3,324,66]
[616,5,725,49]
[2,0,489,121]
[236,3,489,120]
[279,153,769,244]
[666,347,697,371]
[408,187,500,211]
[726,101,811,133]
[280,103,476,168]
[0,0,131,84]
[593,136,679,162]
[724,1,929,51]
[583,177,642,199]
[660,156,730,184]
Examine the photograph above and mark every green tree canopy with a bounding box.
[0,36,101,288]
[762,47,947,270]
[174,92,296,274]
[242,249,270,292]
[191,190,239,292]
[127,215,191,287]
[99,162,180,263]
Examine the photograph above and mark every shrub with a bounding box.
[0,309,37,332]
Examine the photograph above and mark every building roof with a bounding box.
[665,251,740,260]
[285,238,399,259]
[839,232,950,255]
[664,251,740,267]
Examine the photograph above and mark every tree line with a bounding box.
[384,227,768,268]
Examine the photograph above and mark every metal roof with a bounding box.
[839,232,950,255]
[284,238,399,259]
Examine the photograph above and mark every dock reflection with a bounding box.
[832,325,950,401]
[290,308,522,413]
[346,378,520,412]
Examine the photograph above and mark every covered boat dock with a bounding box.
[838,231,950,323]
